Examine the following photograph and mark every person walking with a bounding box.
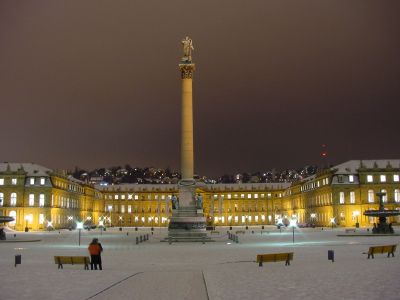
[88,238,103,270]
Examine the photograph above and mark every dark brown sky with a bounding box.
[1,1,399,177]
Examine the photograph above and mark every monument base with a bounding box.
[166,206,213,243]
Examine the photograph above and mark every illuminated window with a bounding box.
[115,195,119,200]
[394,175,400,182]
[241,216,245,223]
[39,214,45,225]
[381,189,387,202]
[350,191,355,204]
[255,216,258,222]
[30,178,35,185]
[161,195,165,200]
[128,194,133,200]
[107,205,113,212]
[227,194,231,199]
[339,192,345,204]
[380,175,386,183]
[121,205,125,213]
[349,175,354,183]
[9,211,16,225]
[368,190,374,203]
[0,193,3,206]
[267,193,271,198]
[40,178,45,185]
[39,194,45,207]
[128,205,132,213]
[10,193,17,206]
[29,194,35,206]
[11,178,17,185]
[234,216,238,223]
[134,195,139,200]
[254,194,258,199]
[367,175,373,183]
[121,195,125,200]
[394,189,400,203]
[247,194,251,199]
[0,178,3,185]
[241,194,245,199]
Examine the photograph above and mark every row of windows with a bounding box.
[301,177,329,192]
[107,192,281,201]
[366,174,399,183]
[338,189,400,204]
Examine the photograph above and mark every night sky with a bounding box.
[1,1,399,177]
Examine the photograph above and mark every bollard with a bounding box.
[261,225,264,230]
[14,234,17,238]
[135,227,138,231]
[252,231,254,234]
[126,232,129,236]
[15,254,21,267]
[235,235,239,243]
[169,237,172,245]
[140,236,143,243]
[328,250,334,262]
[136,237,139,244]
[151,231,153,235]
[147,234,149,240]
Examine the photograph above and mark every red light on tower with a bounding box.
[321,144,328,158]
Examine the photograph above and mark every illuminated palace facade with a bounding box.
[1,160,400,231]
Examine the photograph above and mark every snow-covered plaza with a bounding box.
[0,226,399,300]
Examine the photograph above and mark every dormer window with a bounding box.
[367,175,373,183]
[30,178,35,185]
[11,178,17,185]
[338,176,344,183]
[349,175,354,183]
[380,175,386,183]
[40,178,45,185]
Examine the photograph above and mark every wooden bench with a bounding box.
[54,256,90,269]
[345,229,356,233]
[210,230,220,235]
[256,252,294,267]
[367,245,397,259]
[236,230,245,234]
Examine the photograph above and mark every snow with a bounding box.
[0,163,51,177]
[333,160,400,174]
[1,227,399,300]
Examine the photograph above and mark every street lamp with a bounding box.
[119,216,123,231]
[67,216,73,230]
[46,220,53,231]
[76,221,83,246]
[330,217,335,229]
[289,218,297,243]
[353,211,360,228]
[98,219,104,236]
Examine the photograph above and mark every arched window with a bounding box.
[368,190,374,203]
[0,193,4,206]
[10,193,17,206]
[395,189,400,203]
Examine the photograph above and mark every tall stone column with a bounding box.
[180,63,195,183]
[166,37,209,242]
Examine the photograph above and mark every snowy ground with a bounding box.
[0,226,399,300]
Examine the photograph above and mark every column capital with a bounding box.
[179,63,195,79]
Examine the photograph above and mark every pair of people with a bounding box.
[88,238,103,270]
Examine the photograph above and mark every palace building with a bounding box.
[1,160,399,231]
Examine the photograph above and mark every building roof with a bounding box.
[0,162,52,176]
[332,159,400,174]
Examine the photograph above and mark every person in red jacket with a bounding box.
[88,238,103,270]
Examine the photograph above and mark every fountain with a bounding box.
[363,192,400,234]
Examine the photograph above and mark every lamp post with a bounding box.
[330,217,335,230]
[310,213,316,227]
[76,221,83,246]
[353,211,360,228]
[67,215,73,230]
[289,218,297,244]
[119,216,122,231]
[46,221,53,231]
[98,219,104,236]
